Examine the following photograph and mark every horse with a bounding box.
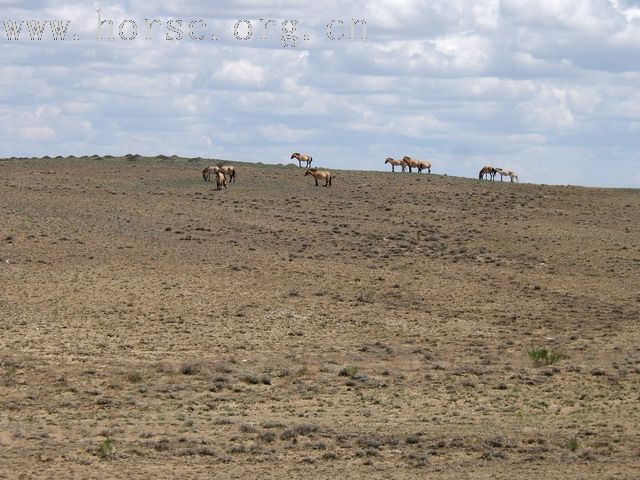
[202,166,220,182]
[495,168,519,183]
[505,170,519,183]
[304,168,332,187]
[479,166,496,181]
[291,153,313,168]
[416,160,432,173]
[218,165,236,183]
[401,156,422,173]
[215,170,227,190]
[403,157,432,173]
[385,158,406,173]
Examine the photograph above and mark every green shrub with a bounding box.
[528,348,563,365]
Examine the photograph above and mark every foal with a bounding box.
[215,170,227,190]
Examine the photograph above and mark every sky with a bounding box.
[2,1,640,187]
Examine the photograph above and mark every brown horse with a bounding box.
[304,168,332,187]
[403,157,432,173]
[479,166,496,181]
[402,156,422,173]
[291,152,313,168]
[416,159,432,173]
[215,170,227,190]
[385,158,406,173]
[202,166,220,182]
[218,165,236,183]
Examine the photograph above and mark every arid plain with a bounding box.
[1,155,639,479]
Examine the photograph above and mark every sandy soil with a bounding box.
[1,155,639,479]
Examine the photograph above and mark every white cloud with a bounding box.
[212,59,266,87]
[1,0,640,186]
[15,125,56,141]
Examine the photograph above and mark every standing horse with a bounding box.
[401,156,422,173]
[304,168,332,187]
[218,165,236,183]
[385,158,406,173]
[215,170,227,190]
[291,153,313,168]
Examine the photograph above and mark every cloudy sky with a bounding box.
[2,1,640,187]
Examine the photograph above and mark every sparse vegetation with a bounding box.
[356,289,374,303]
[180,364,199,375]
[126,371,143,383]
[569,438,580,452]
[2,157,637,477]
[281,424,319,440]
[528,348,564,366]
[3,365,17,387]
[339,366,359,378]
[97,438,114,459]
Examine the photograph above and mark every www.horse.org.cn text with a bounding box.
[1,10,368,47]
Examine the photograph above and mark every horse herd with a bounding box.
[201,152,519,189]
[201,164,236,190]
[201,152,332,189]
[478,165,519,183]
[384,156,432,173]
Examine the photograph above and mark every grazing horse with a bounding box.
[401,156,421,173]
[304,168,332,187]
[215,170,227,190]
[291,152,313,168]
[479,166,496,181]
[385,158,406,173]
[495,167,519,183]
[505,170,519,183]
[202,166,220,182]
[218,165,236,183]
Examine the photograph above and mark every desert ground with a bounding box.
[1,155,639,479]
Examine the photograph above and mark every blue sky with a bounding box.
[2,1,640,187]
